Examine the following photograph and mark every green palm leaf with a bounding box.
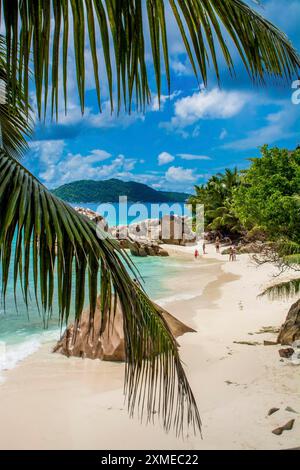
[0,36,33,158]
[0,149,201,436]
[260,278,300,300]
[1,0,299,117]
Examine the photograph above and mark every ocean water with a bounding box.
[0,247,185,377]
[0,201,192,378]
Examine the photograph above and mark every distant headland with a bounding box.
[51,178,191,203]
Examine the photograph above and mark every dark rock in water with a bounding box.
[268,407,280,416]
[129,240,169,258]
[138,246,148,257]
[278,348,294,358]
[277,299,300,346]
[145,246,156,256]
[53,296,195,362]
[159,249,169,257]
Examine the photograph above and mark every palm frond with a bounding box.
[0,149,201,436]
[0,0,299,117]
[260,278,300,300]
[0,35,33,158]
[276,240,300,257]
[282,254,300,267]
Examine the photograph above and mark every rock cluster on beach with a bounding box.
[75,208,197,257]
[74,206,109,231]
[111,215,196,257]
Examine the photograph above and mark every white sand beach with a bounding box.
[0,243,299,450]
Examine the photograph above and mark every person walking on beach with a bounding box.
[194,249,199,260]
[215,236,220,253]
[202,242,206,255]
[232,245,237,261]
[229,246,233,262]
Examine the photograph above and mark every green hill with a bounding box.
[52,179,191,203]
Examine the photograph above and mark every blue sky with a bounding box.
[27,0,300,194]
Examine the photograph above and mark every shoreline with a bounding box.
[0,243,299,450]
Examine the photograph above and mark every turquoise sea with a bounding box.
[0,202,189,376]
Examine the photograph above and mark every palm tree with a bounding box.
[189,168,241,236]
[0,0,300,436]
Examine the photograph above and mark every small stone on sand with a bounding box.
[233,341,260,346]
[268,407,280,416]
[285,406,298,414]
[272,419,295,436]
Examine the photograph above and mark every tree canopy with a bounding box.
[233,146,300,243]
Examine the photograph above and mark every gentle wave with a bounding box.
[155,292,200,307]
[0,329,60,381]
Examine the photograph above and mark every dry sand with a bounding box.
[0,243,299,450]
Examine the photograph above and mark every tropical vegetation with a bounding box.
[190,146,300,340]
[1,0,300,436]
[234,146,300,304]
[188,168,242,237]
[233,146,300,244]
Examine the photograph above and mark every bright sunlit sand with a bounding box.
[0,243,298,450]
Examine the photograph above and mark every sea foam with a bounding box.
[0,329,60,382]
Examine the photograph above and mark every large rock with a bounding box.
[161,215,196,246]
[115,216,196,248]
[278,299,300,345]
[53,296,195,361]
[129,240,169,257]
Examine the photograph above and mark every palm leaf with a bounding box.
[0,35,33,158]
[260,278,300,300]
[282,254,300,267]
[0,0,299,117]
[0,149,201,436]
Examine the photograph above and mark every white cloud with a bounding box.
[177,153,211,161]
[36,145,137,187]
[80,149,112,162]
[158,151,175,166]
[161,88,251,131]
[170,59,191,77]
[192,125,201,138]
[165,166,196,183]
[151,90,181,112]
[222,104,299,150]
[55,99,144,130]
[219,129,228,140]
[29,140,66,164]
